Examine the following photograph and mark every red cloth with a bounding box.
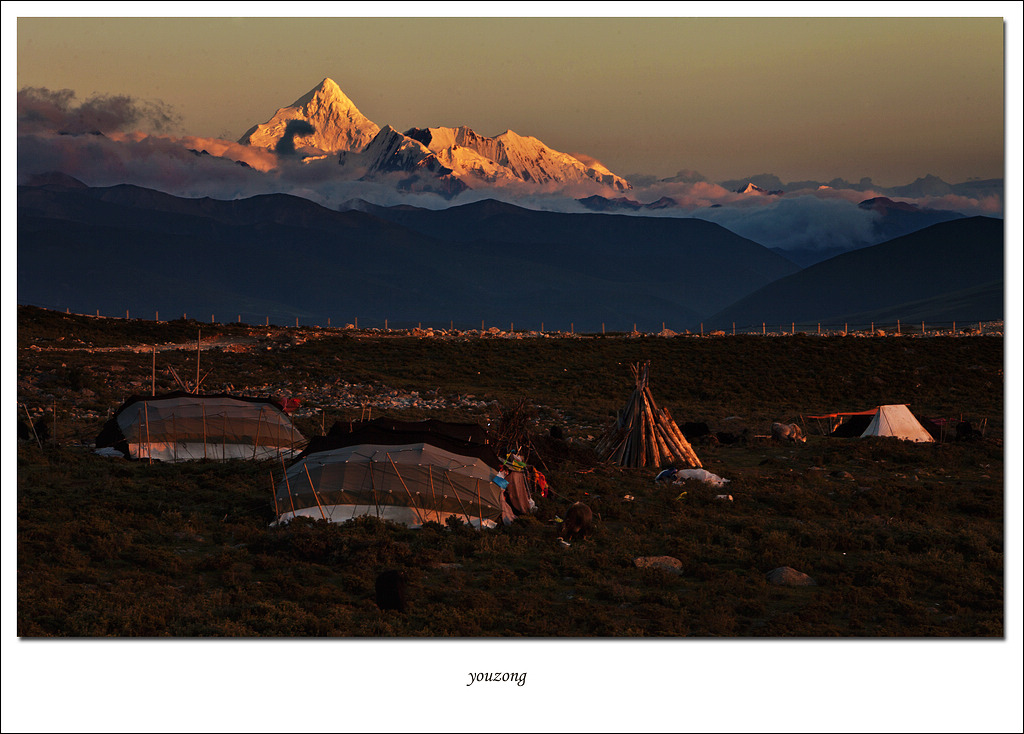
[534,468,549,498]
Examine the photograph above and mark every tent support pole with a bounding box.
[21,403,42,450]
[442,472,475,527]
[253,407,264,460]
[195,328,200,394]
[427,465,440,524]
[387,453,426,526]
[476,478,483,531]
[304,464,328,521]
[281,455,296,515]
[144,401,152,464]
[367,459,383,518]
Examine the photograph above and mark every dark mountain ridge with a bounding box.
[705,216,1004,329]
[18,182,799,332]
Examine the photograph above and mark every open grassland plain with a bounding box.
[16,306,1005,637]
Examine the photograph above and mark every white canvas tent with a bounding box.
[810,404,935,443]
[861,404,935,443]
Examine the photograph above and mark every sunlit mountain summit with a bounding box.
[239,78,630,195]
[238,77,381,154]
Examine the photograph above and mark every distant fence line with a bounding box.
[31,303,1003,337]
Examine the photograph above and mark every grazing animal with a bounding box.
[680,422,711,441]
[716,428,750,445]
[559,502,594,543]
[771,422,806,443]
[956,421,980,441]
[375,570,408,612]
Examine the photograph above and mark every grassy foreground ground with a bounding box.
[16,306,1005,636]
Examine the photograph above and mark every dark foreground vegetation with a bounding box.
[16,306,1005,636]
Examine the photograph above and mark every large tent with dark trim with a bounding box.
[96,392,307,462]
[274,422,516,529]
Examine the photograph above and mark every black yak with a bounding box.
[559,502,593,543]
[680,422,710,441]
[375,570,408,612]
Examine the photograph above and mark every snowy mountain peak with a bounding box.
[290,77,353,110]
[737,182,783,196]
[241,79,629,194]
[239,78,380,154]
[401,125,629,191]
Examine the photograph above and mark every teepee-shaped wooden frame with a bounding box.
[595,361,702,469]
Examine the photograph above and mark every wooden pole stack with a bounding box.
[595,361,702,469]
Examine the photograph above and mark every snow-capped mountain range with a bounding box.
[238,78,630,195]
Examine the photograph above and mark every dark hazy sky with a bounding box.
[13,11,1010,186]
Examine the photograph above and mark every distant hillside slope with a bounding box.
[705,216,1003,329]
[18,184,798,331]
[349,198,799,315]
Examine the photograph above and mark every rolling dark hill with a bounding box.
[17,183,799,331]
[705,216,1004,329]
[343,198,800,314]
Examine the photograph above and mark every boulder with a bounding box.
[766,566,816,586]
[634,556,683,574]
